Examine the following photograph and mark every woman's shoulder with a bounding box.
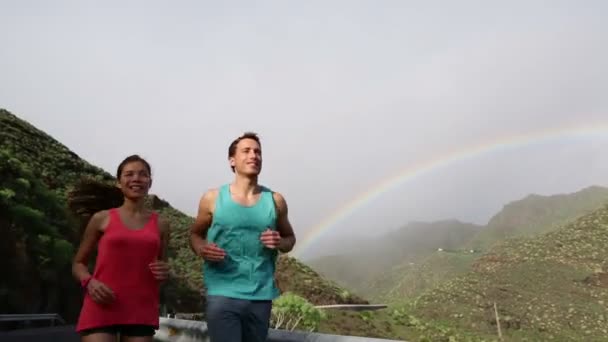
[92,208,112,217]
[89,209,113,231]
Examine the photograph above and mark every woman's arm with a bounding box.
[72,210,115,304]
[150,216,171,281]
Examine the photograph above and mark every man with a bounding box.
[190,132,296,342]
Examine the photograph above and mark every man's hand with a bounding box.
[260,228,281,249]
[149,260,170,281]
[197,242,226,262]
[87,278,115,305]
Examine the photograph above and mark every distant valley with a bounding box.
[307,185,608,302]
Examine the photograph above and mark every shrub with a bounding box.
[271,292,327,332]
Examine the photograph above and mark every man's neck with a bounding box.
[232,174,259,196]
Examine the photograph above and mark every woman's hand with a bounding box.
[149,260,170,281]
[87,279,115,305]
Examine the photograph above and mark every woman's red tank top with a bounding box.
[76,208,161,331]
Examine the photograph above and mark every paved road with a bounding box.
[0,325,79,342]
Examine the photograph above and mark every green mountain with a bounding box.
[316,193,608,340]
[0,108,365,326]
[308,220,483,296]
[469,186,608,250]
[410,203,608,341]
[313,187,608,304]
[384,219,484,260]
[304,254,376,296]
[0,109,120,323]
[373,249,479,303]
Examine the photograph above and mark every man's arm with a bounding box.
[189,189,225,261]
[273,192,296,253]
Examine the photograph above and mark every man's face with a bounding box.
[230,138,262,176]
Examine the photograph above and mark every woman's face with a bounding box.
[118,161,151,199]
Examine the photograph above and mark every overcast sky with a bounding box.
[1,1,607,259]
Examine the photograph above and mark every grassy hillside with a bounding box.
[0,149,83,325]
[382,219,483,261]
[302,254,379,297]
[470,186,608,250]
[0,109,120,324]
[374,250,479,303]
[308,220,483,296]
[276,255,367,305]
[320,187,608,306]
[0,108,366,325]
[410,203,608,341]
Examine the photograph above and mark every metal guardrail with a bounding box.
[154,317,405,342]
[313,304,388,311]
[0,317,405,342]
[0,314,66,325]
[171,304,388,319]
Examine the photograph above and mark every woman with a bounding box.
[71,155,171,341]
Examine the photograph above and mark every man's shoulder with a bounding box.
[258,184,283,198]
[198,187,222,208]
[204,187,220,197]
[255,185,286,208]
[269,190,287,211]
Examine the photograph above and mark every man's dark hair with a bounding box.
[228,132,261,172]
[116,154,152,178]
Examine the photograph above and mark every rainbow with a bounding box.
[292,121,608,257]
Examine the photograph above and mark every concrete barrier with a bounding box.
[155,317,406,342]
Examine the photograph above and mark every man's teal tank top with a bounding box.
[202,184,280,300]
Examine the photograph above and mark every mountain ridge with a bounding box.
[308,219,483,297]
[308,184,608,303]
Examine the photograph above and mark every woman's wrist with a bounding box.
[80,275,93,289]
